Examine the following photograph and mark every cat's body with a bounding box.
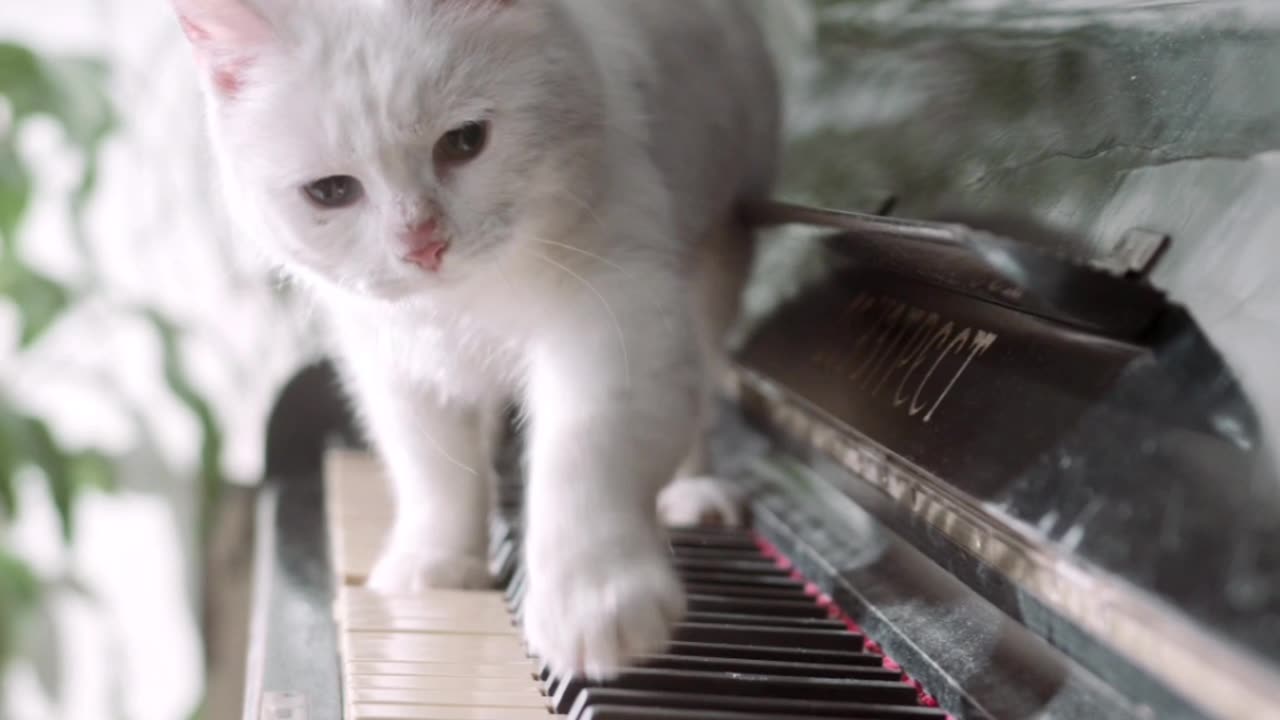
[172,0,780,676]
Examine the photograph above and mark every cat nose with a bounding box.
[400,220,449,272]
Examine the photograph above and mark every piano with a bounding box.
[238,3,1280,719]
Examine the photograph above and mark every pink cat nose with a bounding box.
[400,220,449,272]
[404,241,449,272]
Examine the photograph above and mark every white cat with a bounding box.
[170,0,780,676]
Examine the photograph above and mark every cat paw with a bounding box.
[658,476,745,528]
[522,542,685,679]
[366,550,493,593]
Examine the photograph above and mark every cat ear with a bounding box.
[170,0,276,98]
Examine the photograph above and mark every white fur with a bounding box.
[174,0,780,676]
[659,476,747,528]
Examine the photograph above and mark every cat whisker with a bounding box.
[533,239,677,340]
[534,238,635,280]
[421,429,480,477]
[551,187,611,232]
[529,251,632,389]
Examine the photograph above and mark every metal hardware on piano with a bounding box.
[238,5,1280,719]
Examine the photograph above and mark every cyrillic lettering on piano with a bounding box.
[813,291,999,424]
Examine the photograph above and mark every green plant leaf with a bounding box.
[0,408,72,539]
[0,410,17,520]
[145,312,225,541]
[185,694,208,720]
[0,140,31,251]
[0,261,71,347]
[0,45,43,117]
[0,400,114,540]
[0,43,114,155]
[0,39,121,705]
[68,451,115,494]
[0,40,116,313]
[26,597,62,701]
[0,548,41,671]
[20,417,74,540]
[39,55,115,263]
[0,41,97,342]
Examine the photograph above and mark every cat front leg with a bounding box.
[520,314,700,677]
[351,372,495,592]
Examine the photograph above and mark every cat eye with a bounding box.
[435,121,489,165]
[303,175,364,209]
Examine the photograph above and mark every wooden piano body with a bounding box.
[241,3,1280,719]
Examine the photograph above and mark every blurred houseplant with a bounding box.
[0,40,225,715]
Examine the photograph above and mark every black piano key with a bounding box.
[666,641,884,666]
[674,622,864,651]
[545,672,562,698]
[512,587,827,623]
[490,540,517,586]
[504,564,526,602]
[685,593,831,618]
[640,653,901,681]
[668,534,760,552]
[513,580,815,613]
[674,558,790,576]
[488,515,512,542]
[513,523,945,717]
[683,582,813,600]
[670,547,776,562]
[579,708,940,720]
[543,648,895,686]
[568,690,947,720]
[684,611,848,630]
[552,667,921,714]
[668,528,755,540]
[679,571,801,588]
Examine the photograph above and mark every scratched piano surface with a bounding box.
[241,2,1280,720]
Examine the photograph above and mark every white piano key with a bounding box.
[346,661,537,679]
[326,448,557,717]
[349,688,547,708]
[340,588,511,613]
[342,633,527,663]
[349,676,538,692]
[351,704,552,720]
[343,617,518,635]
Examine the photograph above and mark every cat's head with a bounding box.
[172,0,603,300]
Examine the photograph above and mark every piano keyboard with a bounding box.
[325,450,950,720]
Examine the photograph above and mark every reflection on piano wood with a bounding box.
[324,450,949,720]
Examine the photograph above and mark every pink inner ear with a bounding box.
[172,0,274,98]
[212,62,249,96]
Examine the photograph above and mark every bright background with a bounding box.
[1,2,317,719]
